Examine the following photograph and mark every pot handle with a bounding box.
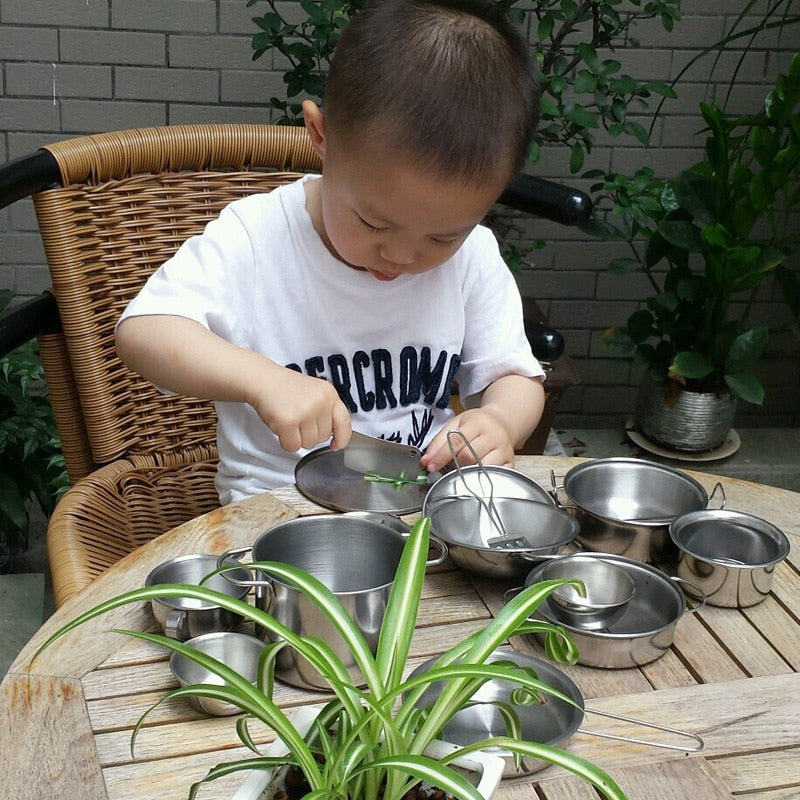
[503,586,523,603]
[670,576,707,613]
[164,608,189,641]
[423,534,449,567]
[216,547,275,589]
[549,470,575,510]
[519,541,585,562]
[708,481,727,509]
[396,529,448,566]
[580,707,704,752]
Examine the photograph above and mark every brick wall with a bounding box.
[1,1,798,428]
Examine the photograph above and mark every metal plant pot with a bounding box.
[635,376,737,452]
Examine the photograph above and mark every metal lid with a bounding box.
[424,464,553,515]
[294,446,428,514]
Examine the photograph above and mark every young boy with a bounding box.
[116,0,546,504]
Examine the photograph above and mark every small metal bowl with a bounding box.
[169,631,264,716]
[540,554,636,630]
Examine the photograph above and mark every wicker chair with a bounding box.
[0,124,589,607]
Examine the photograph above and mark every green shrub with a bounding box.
[0,290,68,564]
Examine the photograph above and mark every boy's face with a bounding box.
[304,106,509,281]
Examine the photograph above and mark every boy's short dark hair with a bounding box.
[324,0,540,185]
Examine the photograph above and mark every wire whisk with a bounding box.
[445,430,528,548]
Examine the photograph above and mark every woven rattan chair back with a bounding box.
[35,124,320,483]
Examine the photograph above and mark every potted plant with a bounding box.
[587,54,800,451]
[35,517,629,800]
[0,290,67,571]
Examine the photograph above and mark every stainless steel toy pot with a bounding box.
[670,509,790,607]
[521,554,704,668]
[218,514,446,690]
[145,553,251,641]
[554,458,721,564]
[169,631,265,716]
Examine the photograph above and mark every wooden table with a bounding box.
[2,456,799,800]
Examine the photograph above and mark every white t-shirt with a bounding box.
[120,175,543,503]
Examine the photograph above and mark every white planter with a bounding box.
[231,706,505,800]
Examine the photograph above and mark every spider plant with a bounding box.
[34,518,628,800]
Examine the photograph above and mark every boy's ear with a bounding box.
[302,100,327,160]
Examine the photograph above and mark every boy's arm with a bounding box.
[116,314,351,452]
[419,374,545,473]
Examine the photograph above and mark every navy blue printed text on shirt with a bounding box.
[286,346,461,415]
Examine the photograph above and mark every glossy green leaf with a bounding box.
[657,219,704,252]
[671,351,714,379]
[725,371,765,404]
[570,142,585,173]
[538,15,555,39]
[725,326,769,372]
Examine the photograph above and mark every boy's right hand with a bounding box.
[249,365,352,453]
[116,315,352,453]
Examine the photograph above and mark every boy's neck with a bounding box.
[303,176,362,272]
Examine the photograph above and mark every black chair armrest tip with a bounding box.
[498,174,592,226]
[0,292,62,356]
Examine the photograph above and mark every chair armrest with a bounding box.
[0,292,62,356]
[498,174,592,226]
[526,320,565,363]
[0,149,62,209]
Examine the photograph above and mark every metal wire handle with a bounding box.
[580,706,705,752]
[446,429,509,540]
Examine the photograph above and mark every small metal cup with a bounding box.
[145,553,251,641]
[169,631,265,716]
[541,554,636,630]
[670,509,790,607]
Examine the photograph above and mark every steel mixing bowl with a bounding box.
[426,496,579,579]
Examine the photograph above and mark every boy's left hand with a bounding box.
[418,374,545,474]
[419,408,515,474]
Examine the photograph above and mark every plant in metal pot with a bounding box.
[35,518,628,800]
[585,55,800,445]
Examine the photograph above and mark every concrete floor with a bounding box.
[2,426,798,679]
[555,426,800,493]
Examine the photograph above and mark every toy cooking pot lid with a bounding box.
[294,446,430,514]
[408,648,704,777]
